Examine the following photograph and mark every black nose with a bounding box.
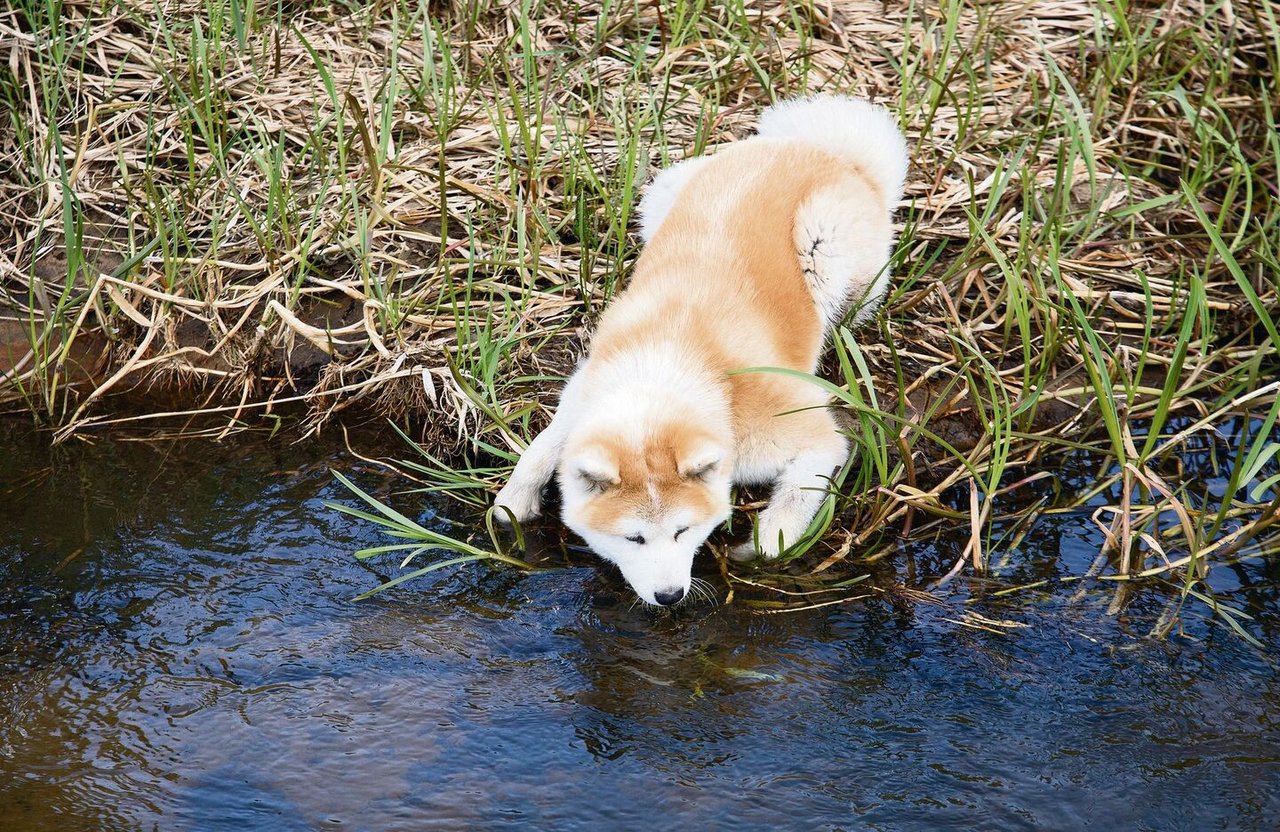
[653,587,685,606]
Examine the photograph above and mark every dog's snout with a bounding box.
[654,587,685,606]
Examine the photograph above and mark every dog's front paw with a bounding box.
[493,480,543,524]
[729,536,785,562]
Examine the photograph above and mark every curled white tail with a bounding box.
[756,95,909,207]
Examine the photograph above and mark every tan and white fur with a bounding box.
[495,96,908,606]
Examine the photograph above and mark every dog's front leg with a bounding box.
[734,428,848,560]
[493,368,586,524]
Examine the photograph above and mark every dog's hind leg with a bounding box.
[494,368,586,523]
[794,176,897,331]
[637,156,710,243]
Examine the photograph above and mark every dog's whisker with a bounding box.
[688,577,720,606]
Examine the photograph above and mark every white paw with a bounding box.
[493,480,542,524]
[753,506,807,559]
[730,530,786,562]
[756,527,787,559]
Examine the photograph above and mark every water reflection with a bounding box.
[2,423,1279,830]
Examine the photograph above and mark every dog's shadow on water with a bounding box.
[554,562,932,784]
[513,525,897,682]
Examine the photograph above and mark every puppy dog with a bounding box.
[495,96,908,606]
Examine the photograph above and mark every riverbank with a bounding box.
[3,1,1278,631]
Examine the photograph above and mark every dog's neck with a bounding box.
[577,340,733,440]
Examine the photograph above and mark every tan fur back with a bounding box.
[593,140,876,435]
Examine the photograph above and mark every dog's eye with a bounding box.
[626,534,646,545]
[579,471,613,492]
[674,526,689,540]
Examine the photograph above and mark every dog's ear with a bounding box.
[568,444,621,492]
[676,437,724,481]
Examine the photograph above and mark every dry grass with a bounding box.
[2,0,1278,634]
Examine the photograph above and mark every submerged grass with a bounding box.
[2,0,1279,636]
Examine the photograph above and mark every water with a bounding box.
[2,422,1279,831]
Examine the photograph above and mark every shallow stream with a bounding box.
[2,423,1278,830]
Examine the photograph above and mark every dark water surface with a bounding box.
[2,423,1279,831]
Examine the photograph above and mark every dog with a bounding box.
[494,95,908,606]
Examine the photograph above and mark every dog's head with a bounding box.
[558,424,732,606]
